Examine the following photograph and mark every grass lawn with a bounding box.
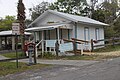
[37,45,120,60]
[59,55,119,60]
[38,54,117,60]
[0,62,50,76]
[1,52,24,58]
[94,45,120,52]
[1,45,120,62]
[59,55,98,60]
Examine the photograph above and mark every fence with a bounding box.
[63,38,89,55]
[91,37,120,52]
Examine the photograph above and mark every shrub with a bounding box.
[38,52,56,59]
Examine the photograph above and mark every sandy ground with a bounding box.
[83,51,120,56]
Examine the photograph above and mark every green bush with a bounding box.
[38,52,56,59]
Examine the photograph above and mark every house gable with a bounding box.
[31,12,71,27]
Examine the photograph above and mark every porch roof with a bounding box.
[0,30,31,36]
[26,24,72,31]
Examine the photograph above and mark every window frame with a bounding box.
[95,28,100,40]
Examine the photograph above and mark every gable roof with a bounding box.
[29,10,108,27]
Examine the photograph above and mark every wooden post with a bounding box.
[55,40,59,58]
[5,37,7,49]
[73,40,77,55]
[15,33,18,68]
[91,39,94,52]
[57,28,60,44]
[60,29,63,39]
[81,43,84,55]
[63,39,84,55]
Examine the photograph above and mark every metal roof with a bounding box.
[0,30,31,36]
[26,24,72,31]
[29,10,108,27]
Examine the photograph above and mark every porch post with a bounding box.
[39,31,41,41]
[48,30,50,40]
[5,37,7,47]
[34,32,36,42]
[57,28,60,44]
[60,29,63,39]
[74,22,77,49]
[12,36,15,50]
[41,31,44,53]
[0,37,2,49]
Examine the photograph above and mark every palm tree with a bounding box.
[17,0,26,53]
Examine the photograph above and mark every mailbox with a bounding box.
[28,44,35,52]
[26,42,36,65]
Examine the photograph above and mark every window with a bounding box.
[95,28,100,40]
[84,27,89,41]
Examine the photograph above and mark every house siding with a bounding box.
[76,23,104,50]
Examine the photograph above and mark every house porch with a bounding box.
[26,24,74,55]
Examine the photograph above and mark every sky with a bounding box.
[0,0,102,19]
[0,0,56,19]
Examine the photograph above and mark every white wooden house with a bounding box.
[26,10,108,55]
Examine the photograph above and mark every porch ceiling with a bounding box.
[25,24,72,31]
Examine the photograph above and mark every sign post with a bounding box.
[12,23,20,68]
[15,33,18,68]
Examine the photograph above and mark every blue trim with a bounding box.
[88,28,90,40]
[68,29,70,39]
[84,28,86,41]
[74,23,77,48]
[75,23,77,38]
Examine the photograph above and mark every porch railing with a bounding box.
[35,40,42,57]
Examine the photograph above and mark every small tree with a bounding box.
[0,16,16,31]
[113,17,120,37]
[29,1,49,21]
[50,0,89,16]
